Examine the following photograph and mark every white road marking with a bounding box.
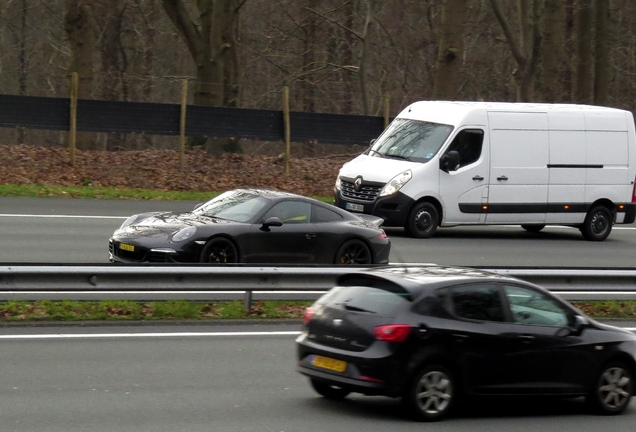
[0,331,302,340]
[0,214,126,219]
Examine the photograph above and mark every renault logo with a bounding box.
[354,176,363,192]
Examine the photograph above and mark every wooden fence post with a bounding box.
[383,91,390,129]
[282,86,291,175]
[179,79,188,171]
[68,72,78,167]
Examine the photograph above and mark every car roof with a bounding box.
[338,264,518,296]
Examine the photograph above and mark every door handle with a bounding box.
[497,175,508,181]
[452,333,469,342]
[472,175,484,181]
[518,334,535,343]
[305,233,316,240]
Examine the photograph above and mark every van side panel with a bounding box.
[545,112,587,223]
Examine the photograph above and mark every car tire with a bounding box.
[309,379,350,400]
[581,205,613,241]
[334,239,372,264]
[404,364,455,421]
[405,202,439,239]
[200,237,239,263]
[521,224,545,233]
[587,361,633,415]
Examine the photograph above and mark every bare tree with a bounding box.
[490,0,541,102]
[540,0,566,102]
[574,0,593,103]
[432,0,467,100]
[593,0,609,105]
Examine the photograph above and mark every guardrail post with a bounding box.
[244,290,253,312]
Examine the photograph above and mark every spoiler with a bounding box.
[354,213,385,228]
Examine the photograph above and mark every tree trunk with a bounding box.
[490,0,541,102]
[161,0,242,157]
[540,0,565,102]
[593,0,610,105]
[65,0,96,150]
[432,0,467,100]
[574,0,593,103]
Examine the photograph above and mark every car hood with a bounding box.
[114,211,233,238]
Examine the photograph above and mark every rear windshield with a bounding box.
[316,285,411,317]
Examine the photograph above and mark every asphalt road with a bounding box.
[1,196,635,266]
[0,322,635,432]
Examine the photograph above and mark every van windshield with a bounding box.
[368,118,454,163]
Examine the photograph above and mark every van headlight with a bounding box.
[380,170,412,196]
[335,176,342,190]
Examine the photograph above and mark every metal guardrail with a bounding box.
[0,265,635,309]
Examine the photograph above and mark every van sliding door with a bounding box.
[487,112,549,224]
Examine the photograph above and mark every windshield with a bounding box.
[369,118,453,163]
[193,190,270,222]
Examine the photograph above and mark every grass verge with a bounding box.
[0,184,333,203]
[0,300,634,323]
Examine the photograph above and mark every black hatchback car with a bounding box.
[296,265,636,421]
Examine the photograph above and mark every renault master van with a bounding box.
[334,101,636,240]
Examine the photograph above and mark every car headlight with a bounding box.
[172,226,196,242]
[380,170,412,196]
[120,215,139,229]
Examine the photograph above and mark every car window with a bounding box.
[504,285,570,327]
[449,284,505,322]
[312,204,343,223]
[194,191,270,222]
[262,201,311,223]
[444,129,484,168]
[317,285,411,317]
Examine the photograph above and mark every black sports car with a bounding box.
[109,189,391,264]
[297,265,636,421]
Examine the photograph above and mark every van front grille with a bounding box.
[340,181,383,202]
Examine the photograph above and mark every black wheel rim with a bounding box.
[339,243,371,264]
[206,242,236,263]
[415,210,432,232]
[591,212,609,236]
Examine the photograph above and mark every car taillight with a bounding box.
[373,324,411,342]
[303,307,314,325]
[632,178,636,203]
[378,231,388,239]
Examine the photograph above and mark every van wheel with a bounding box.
[521,224,545,233]
[581,206,613,241]
[405,202,439,238]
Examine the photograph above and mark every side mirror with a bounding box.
[440,150,460,172]
[260,216,283,231]
[369,138,376,146]
[571,315,589,335]
[194,203,203,210]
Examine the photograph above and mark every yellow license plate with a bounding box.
[311,355,347,373]
[120,243,135,252]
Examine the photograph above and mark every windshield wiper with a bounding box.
[383,154,411,161]
[342,304,376,314]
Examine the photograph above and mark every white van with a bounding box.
[334,101,636,240]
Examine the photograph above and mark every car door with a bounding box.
[441,283,522,393]
[498,284,596,394]
[438,129,489,224]
[245,200,319,263]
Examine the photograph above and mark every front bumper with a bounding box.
[335,190,415,228]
